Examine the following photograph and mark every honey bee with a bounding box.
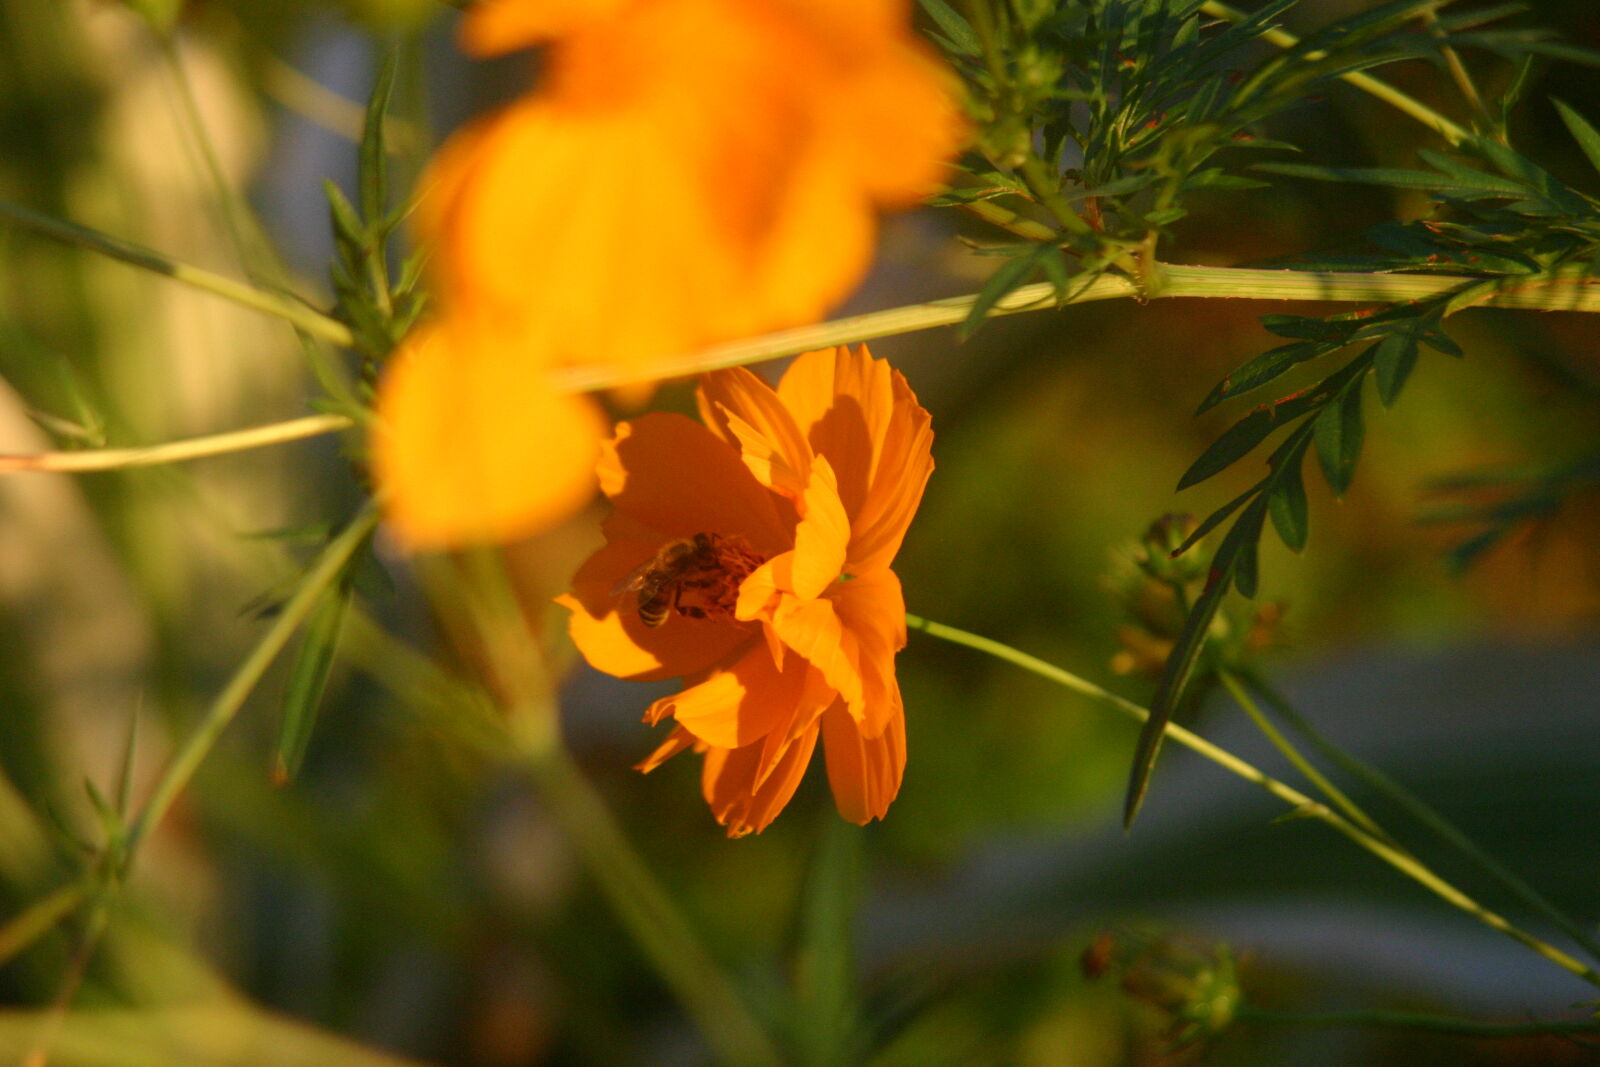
[612,533,718,627]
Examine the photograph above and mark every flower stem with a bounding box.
[446,551,786,1067]
[1197,1,1471,146]
[0,883,88,969]
[0,413,354,474]
[0,199,354,347]
[550,264,1600,393]
[903,614,1600,990]
[1241,672,1600,966]
[122,507,378,858]
[1217,672,1394,847]
[1236,1006,1600,1037]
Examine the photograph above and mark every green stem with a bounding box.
[903,614,1600,990]
[959,197,1059,242]
[549,264,1600,393]
[0,199,354,347]
[1243,673,1600,966]
[1198,1,1471,146]
[0,413,354,474]
[1237,1006,1600,1037]
[1218,672,1394,847]
[0,883,88,969]
[446,552,785,1067]
[123,507,378,858]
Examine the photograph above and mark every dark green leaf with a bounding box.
[918,0,980,56]
[1314,379,1366,497]
[1179,391,1320,489]
[1196,340,1326,413]
[324,179,366,250]
[359,50,400,225]
[1267,452,1309,552]
[274,583,351,785]
[1173,477,1268,558]
[1373,330,1418,406]
[1554,99,1600,181]
[1259,315,1347,341]
[1256,161,1530,198]
[960,243,1060,339]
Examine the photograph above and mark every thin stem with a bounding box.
[122,507,379,858]
[959,197,1059,242]
[448,552,786,1067]
[0,200,354,347]
[1237,1006,1600,1037]
[0,884,88,969]
[1197,1,1470,146]
[1218,672,1394,847]
[0,413,354,474]
[20,900,110,1067]
[903,614,1600,990]
[549,263,1600,393]
[1244,673,1600,966]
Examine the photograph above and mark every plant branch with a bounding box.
[551,263,1600,392]
[904,614,1600,990]
[0,414,354,474]
[0,200,354,347]
[1237,1006,1600,1037]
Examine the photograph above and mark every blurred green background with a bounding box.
[2,0,1600,1063]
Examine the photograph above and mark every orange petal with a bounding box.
[821,699,905,825]
[776,345,895,521]
[558,539,756,683]
[696,366,813,500]
[847,366,934,574]
[598,415,792,554]
[749,661,836,790]
[767,594,863,722]
[635,724,699,774]
[374,322,605,550]
[828,569,906,738]
[645,641,806,749]
[701,722,821,838]
[461,0,632,57]
[789,455,850,599]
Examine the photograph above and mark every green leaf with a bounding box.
[960,243,1061,339]
[1256,161,1530,199]
[918,0,980,56]
[1125,498,1264,828]
[1196,340,1329,413]
[1373,330,1418,406]
[1267,452,1309,552]
[1174,477,1267,558]
[1179,391,1320,489]
[1554,98,1600,181]
[274,582,352,785]
[359,50,400,225]
[324,179,366,251]
[1314,379,1366,497]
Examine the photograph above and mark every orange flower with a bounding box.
[556,344,932,836]
[372,0,963,550]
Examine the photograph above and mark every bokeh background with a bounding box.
[3,0,1600,1063]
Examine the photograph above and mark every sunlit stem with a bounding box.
[1236,1006,1600,1037]
[0,414,355,474]
[123,507,379,858]
[20,898,111,1067]
[0,884,88,970]
[448,552,786,1067]
[1217,672,1395,847]
[903,614,1600,990]
[1197,1,1471,146]
[0,200,354,348]
[1242,672,1600,965]
[552,263,1600,393]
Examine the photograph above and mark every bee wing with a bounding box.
[611,557,658,597]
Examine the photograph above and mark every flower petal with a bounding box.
[768,595,864,723]
[821,699,905,825]
[645,641,806,749]
[847,367,934,573]
[635,724,699,774]
[776,345,895,521]
[696,366,813,501]
[702,722,821,838]
[789,454,850,599]
[826,568,906,737]
[374,322,605,550]
[558,539,755,683]
[599,414,791,553]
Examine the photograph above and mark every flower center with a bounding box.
[624,532,767,627]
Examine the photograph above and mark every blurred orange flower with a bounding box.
[373,0,964,550]
[557,345,932,836]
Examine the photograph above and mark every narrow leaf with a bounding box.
[918,0,981,56]
[274,583,351,785]
[1373,331,1419,406]
[1179,391,1319,489]
[359,50,400,225]
[960,243,1059,339]
[1197,339,1333,412]
[1314,380,1366,497]
[1267,453,1309,552]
